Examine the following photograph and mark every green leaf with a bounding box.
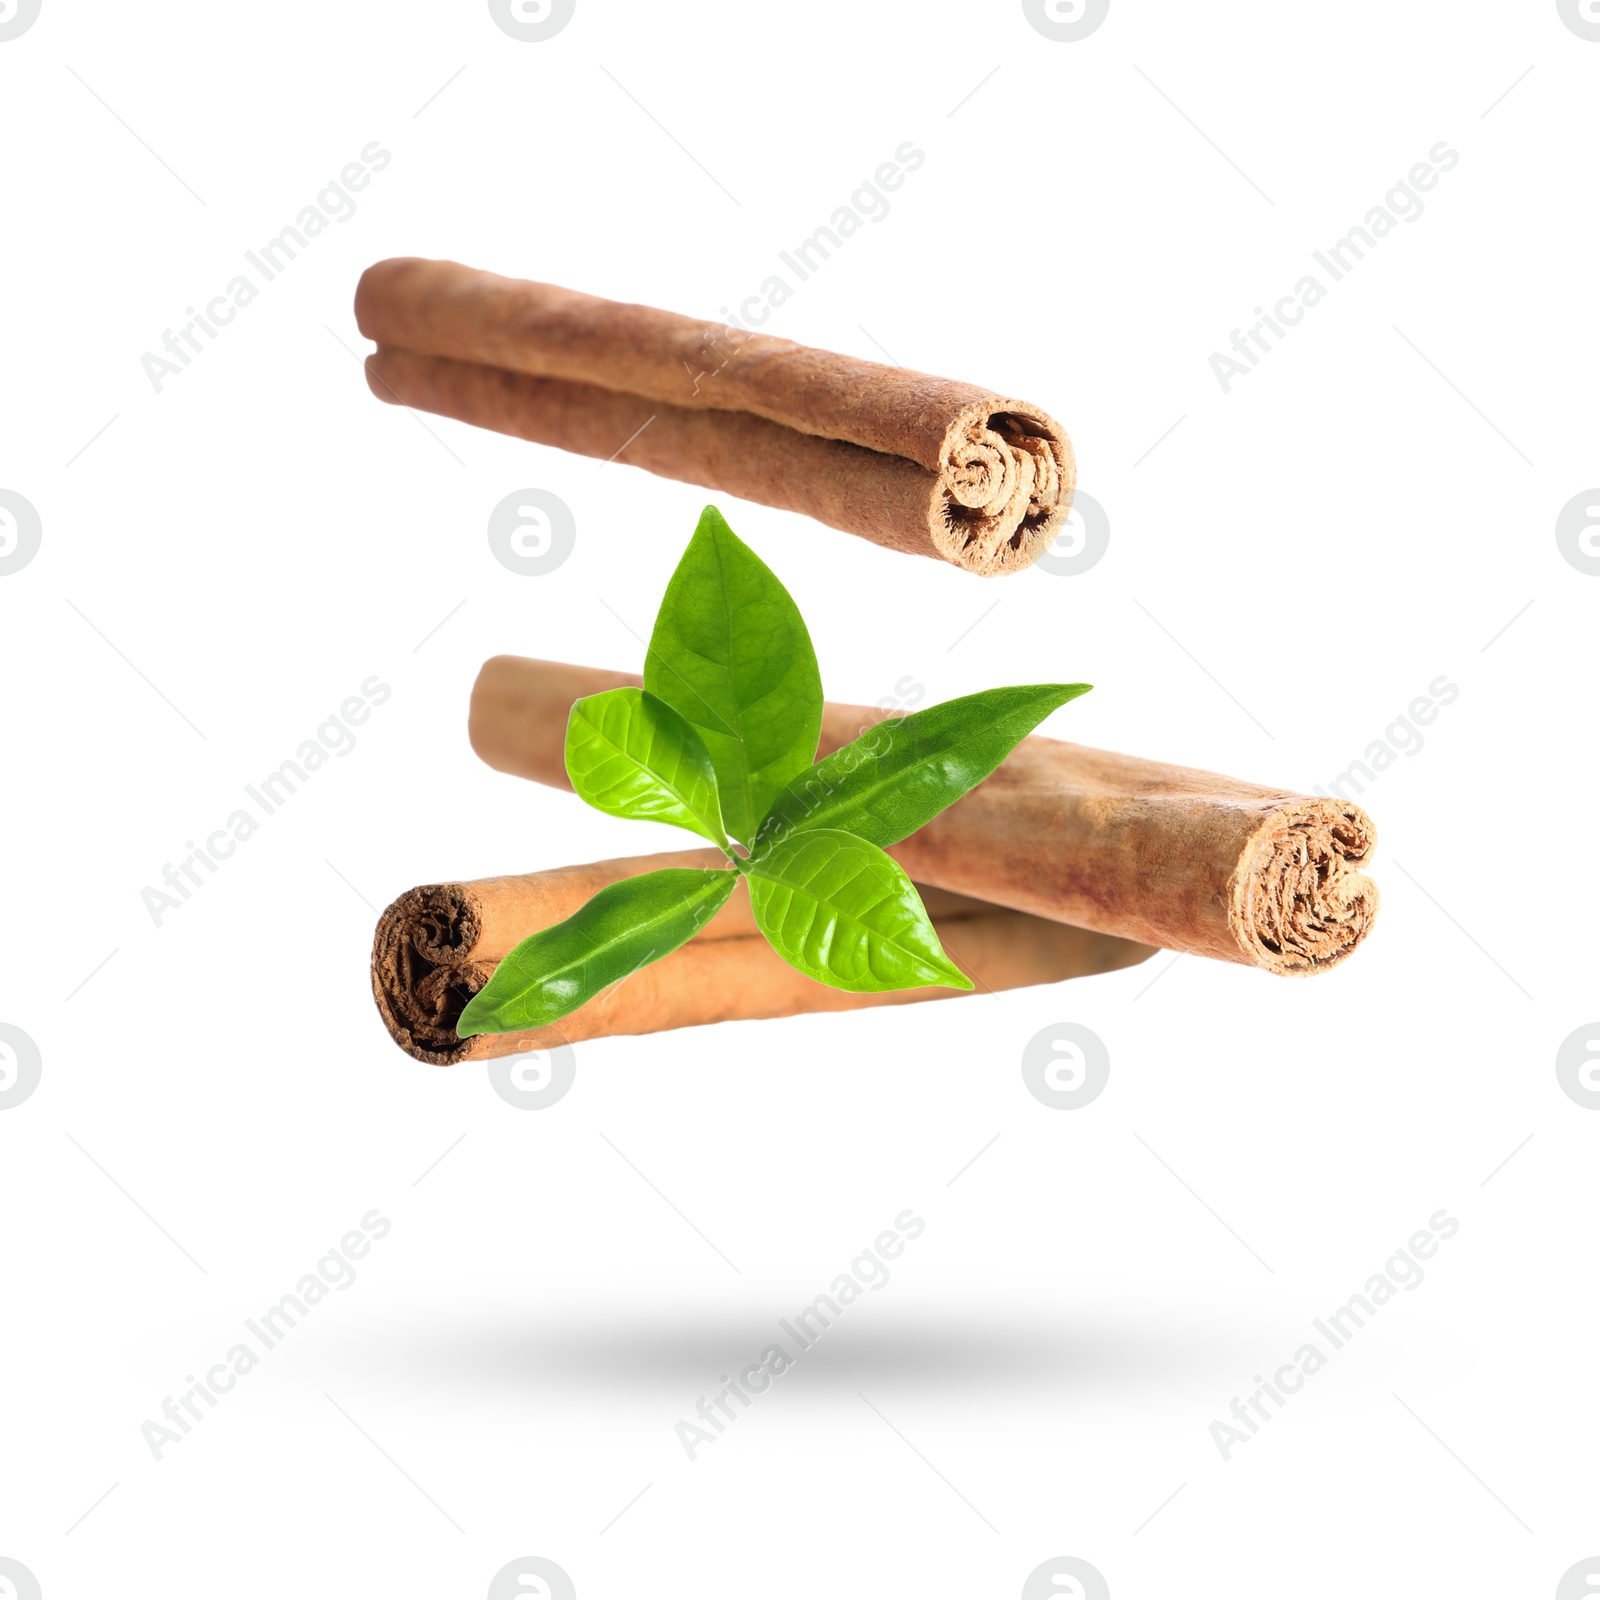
[565,687,728,848]
[754,684,1092,853]
[746,829,972,994]
[644,505,823,848]
[456,868,738,1036]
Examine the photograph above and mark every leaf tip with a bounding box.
[454,992,493,1039]
[1046,682,1093,713]
[694,502,733,540]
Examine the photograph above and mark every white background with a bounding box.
[2,2,1597,1596]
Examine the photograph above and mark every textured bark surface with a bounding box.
[356,258,1073,575]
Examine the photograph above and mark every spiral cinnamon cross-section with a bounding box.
[356,258,1076,577]
[934,402,1073,573]
[371,881,486,1065]
[1229,802,1378,973]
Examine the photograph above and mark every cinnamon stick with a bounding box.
[372,849,1153,1065]
[468,655,1380,976]
[354,258,1074,577]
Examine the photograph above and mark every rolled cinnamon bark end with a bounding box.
[371,851,1154,1065]
[934,398,1072,574]
[355,257,1073,576]
[371,879,486,1065]
[466,656,1381,977]
[1229,801,1377,974]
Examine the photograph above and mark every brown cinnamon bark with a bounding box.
[469,656,1379,976]
[372,849,1153,1065]
[355,258,1073,576]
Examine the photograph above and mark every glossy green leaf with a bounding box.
[746,829,972,994]
[456,868,738,1036]
[754,684,1092,853]
[565,687,727,847]
[644,505,823,847]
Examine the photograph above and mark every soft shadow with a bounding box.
[312,1307,1265,1399]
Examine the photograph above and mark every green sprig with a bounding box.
[458,506,1091,1037]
